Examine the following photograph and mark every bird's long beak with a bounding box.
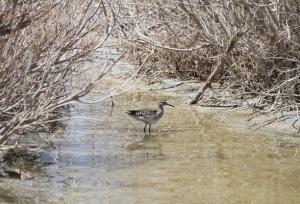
[167,103,175,107]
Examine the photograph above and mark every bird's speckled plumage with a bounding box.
[126,100,174,133]
[126,108,163,124]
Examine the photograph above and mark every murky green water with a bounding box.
[1,89,300,204]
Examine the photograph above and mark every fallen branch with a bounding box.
[189,34,239,105]
[198,104,239,108]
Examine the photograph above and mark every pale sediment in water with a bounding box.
[0,51,299,203]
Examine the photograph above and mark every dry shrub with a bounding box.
[117,0,300,116]
[0,0,114,145]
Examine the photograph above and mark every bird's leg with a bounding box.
[144,123,147,133]
[149,124,151,134]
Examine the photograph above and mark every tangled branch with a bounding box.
[0,0,116,145]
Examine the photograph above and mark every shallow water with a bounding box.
[1,50,300,204]
[1,89,300,204]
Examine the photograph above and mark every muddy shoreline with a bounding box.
[107,63,299,138]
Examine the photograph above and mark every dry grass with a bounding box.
[116,0,300,126]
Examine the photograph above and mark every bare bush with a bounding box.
[0,0,115,146]
[116,0,300,126]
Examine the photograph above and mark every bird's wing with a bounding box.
[126,109,159,119]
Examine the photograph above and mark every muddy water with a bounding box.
[1,89,300,204]
[1,48,300,204]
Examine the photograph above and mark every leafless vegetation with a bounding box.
[116,0,300,128]
[0,0,115,147]
[1,0,300,148]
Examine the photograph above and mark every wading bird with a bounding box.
[126,100,174,133]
